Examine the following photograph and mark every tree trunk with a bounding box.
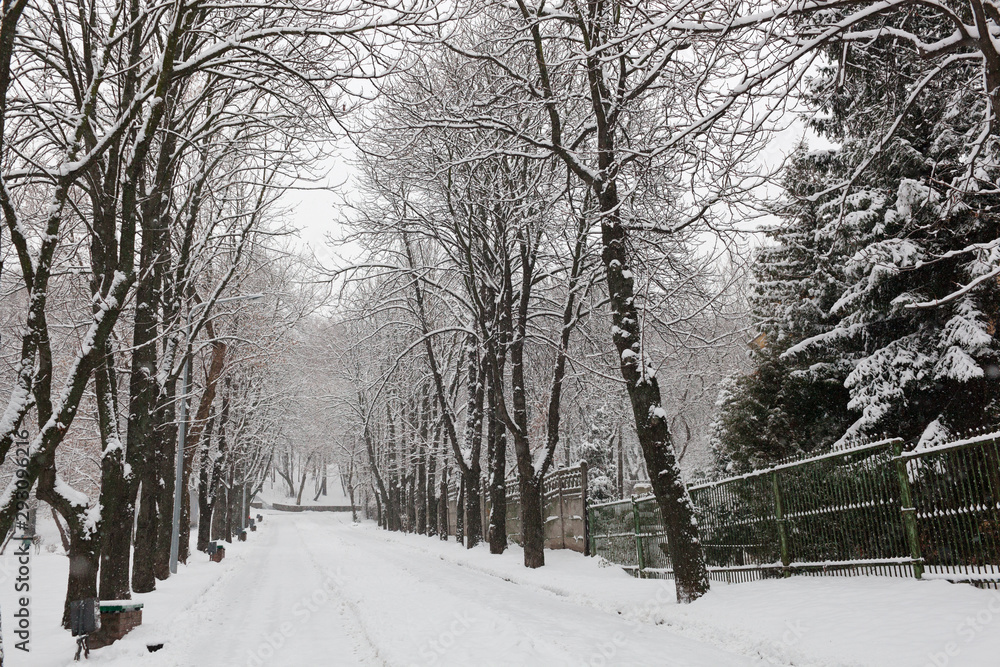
[456,475,464,546]
[597,183,710,603]
[486,371,507,554]
[212,480,228,541]
[460,338,484,548]
[95,341,132,601]
[152,421,174,580]
[464,468,482,549]
[426,440,438,537]
[211,388,230,542]
[132,481,158,592]
[296,463,309,505]
[507,237,545,568]
[223,465,234,542]
[386,408,402,531]
[230,462,243,538]
[439,465,449,541]
[196,415,216,553]
[520,475,545,568]
[37,450,101,628]
[406,470,417,533]
[64,532,100,628]
[363,415,394,531]
[197,478,213,553]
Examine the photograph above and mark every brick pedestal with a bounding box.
[88,608,142,649]
[209,542,225,562]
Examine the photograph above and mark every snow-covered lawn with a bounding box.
[3,512,998,666]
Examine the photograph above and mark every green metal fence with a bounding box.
[588,433,1000,588]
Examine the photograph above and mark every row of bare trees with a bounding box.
[6,0,997,614]
[332,10,749,598]
[0,0,440,629]
[331,0,1000,605]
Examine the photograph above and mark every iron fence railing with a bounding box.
[588,433,1000,588]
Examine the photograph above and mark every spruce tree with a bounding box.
[714,9,1000,468]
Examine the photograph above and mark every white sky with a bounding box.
[281,108,832,277]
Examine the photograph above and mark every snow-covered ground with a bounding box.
[3,512,998,666]
[255,466,353,508]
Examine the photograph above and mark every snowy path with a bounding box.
[175,515,378,666]
[16,511,999,666]
[305,516,759,666]
[84,513,379,667]
[81,512,761,667]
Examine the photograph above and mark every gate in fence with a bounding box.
[589,432,1000,588]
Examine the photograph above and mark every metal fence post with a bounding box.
[631,495,646,578]
[772,471,791,577]
[892,440,924,579]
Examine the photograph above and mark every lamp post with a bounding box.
[169,293,263,575]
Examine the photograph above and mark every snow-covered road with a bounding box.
[165,513,379,666]
[84,512,761,667]
[12,511,1000,666]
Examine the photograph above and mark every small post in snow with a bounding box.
[892,440,924,579]
[772,471,791,577]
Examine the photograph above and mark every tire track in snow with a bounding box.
[289,516,389,667]
[314,518,761,666]
[333,520,817,667]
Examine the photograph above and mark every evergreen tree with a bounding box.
[714,8,1000,469]
[711,148,856,474]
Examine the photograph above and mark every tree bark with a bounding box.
[196,415,217,552]
[180,336,227,562]
[456,475,465,546]
[152,399,176,580]
[597,182,710,602]
[486,374,507,554]
[439,465,449,540]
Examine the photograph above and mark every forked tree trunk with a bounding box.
[180,337,226,563]
[508,1,711,602]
